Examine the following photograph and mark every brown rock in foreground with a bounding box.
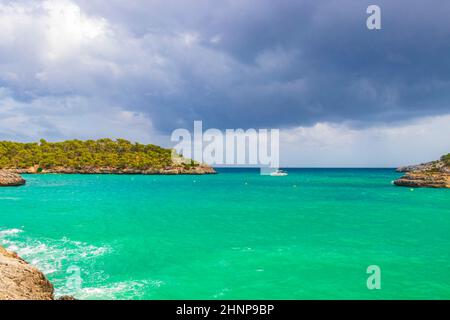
[0,246,54,300]
[0,171,26,186]
[394,156,450,188]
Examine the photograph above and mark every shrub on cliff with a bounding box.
[441,154,450,166]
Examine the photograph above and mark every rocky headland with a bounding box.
[0,246,54,300]
[0,139,216,178]
[394,154,450,188]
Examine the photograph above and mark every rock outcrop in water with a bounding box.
[394,155,450,188]
[0,171,26,186]
[0,246,54,300]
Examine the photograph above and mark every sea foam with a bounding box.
[0,228,23,237]
[0,228,132,299]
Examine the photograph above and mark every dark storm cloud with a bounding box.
[2,0,450,134]
[72,0,450,132]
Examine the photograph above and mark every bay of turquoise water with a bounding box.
[0,169,449,299]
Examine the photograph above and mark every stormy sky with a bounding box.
[0,0,449,166]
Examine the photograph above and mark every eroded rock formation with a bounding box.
[394,157,450,188]
[9,164,216,175]
[0,171,26,186]
[0,246,54,300]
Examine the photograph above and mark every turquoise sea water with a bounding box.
[0,168,449,299]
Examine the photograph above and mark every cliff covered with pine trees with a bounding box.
[0,139,215,177]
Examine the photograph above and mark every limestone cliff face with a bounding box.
[0,171,26,186]
[0,246,54,300]
[8,164,216,175]
[394,158,450,188]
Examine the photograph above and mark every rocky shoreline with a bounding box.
[0,164,216,186]
[5,164,216,175]
[394,157,450,188]
[0,246,54,300]
[1,165,216,187]
[0,172,26,186]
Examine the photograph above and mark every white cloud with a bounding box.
[181,32,200,46]
[0,89,163,144]
[280,115,450,167]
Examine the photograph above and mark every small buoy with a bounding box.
[245,182,248,185]
[410,188,414,191]
[293,185,297,188]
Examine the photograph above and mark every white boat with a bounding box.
[270,169,288,176]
